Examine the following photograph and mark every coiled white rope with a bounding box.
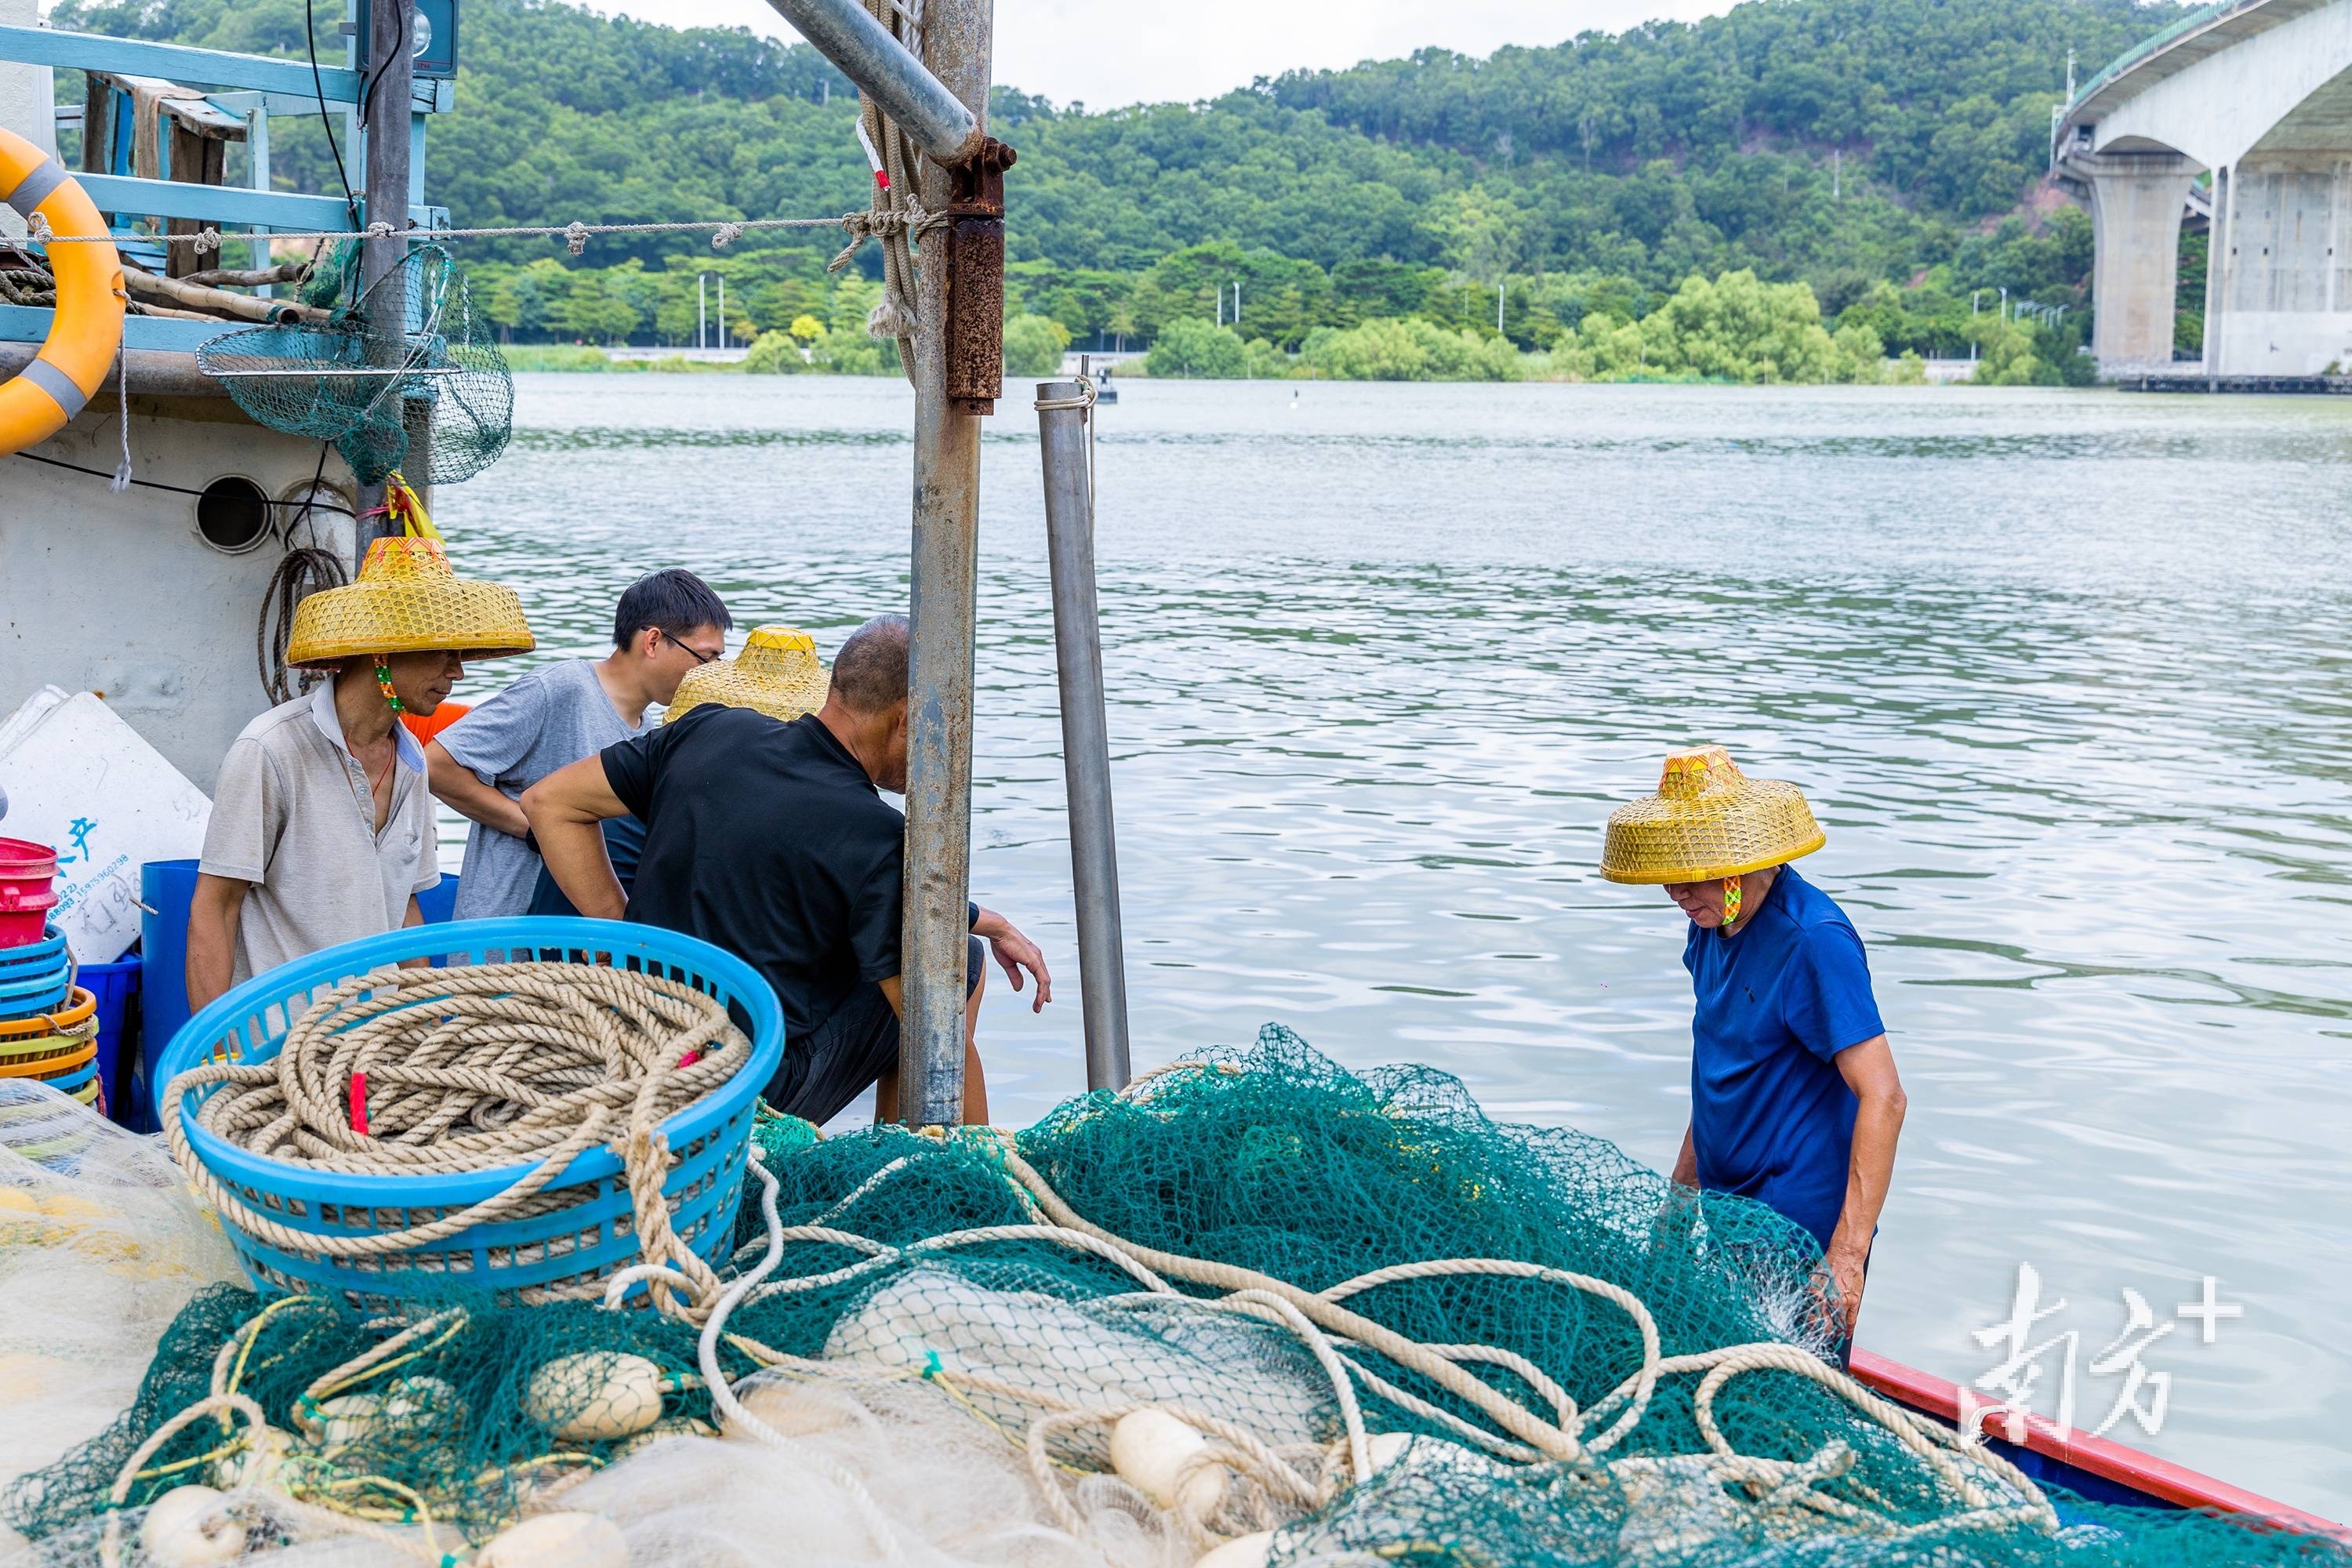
[162,961,750,1313]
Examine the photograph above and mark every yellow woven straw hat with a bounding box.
[1600,746,1825,884]
[666,625,832,724]
[285,537,535,668]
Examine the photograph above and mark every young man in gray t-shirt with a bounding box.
[428,570,731,920]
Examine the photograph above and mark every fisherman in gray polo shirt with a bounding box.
[187,537,535,1009]
[426,569,731,920]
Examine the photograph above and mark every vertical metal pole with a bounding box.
[1035,376,1131,1091]
[354,0,412,560]
[698,274,706,350]
[717,274,726,347]
[899,0,993,1127]
[246,105,270,292]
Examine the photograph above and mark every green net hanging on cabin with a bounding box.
[4,1029,2345,1568]
[193,242,512,488]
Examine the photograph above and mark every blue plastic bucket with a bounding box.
[76,953,140,1127]
[133,859,201,1133]
[154,916,783,1307]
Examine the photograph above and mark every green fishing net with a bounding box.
[4,1028,2343,1568]
[0,1286,711,1545]
[193,243,512,488]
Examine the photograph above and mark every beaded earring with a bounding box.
[375,663,406,717]
[1721,873,1743,929]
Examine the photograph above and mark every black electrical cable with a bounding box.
[307,0,361,232]
[296,440,334,539]
[357,2,412,129]
[10,449,358,515]
[260,444,353,701]
[257,543,348,704]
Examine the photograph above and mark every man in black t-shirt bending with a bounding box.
[522,615,1051,1126]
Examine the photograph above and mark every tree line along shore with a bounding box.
[488,244,2090,387]
[56,0,2162,387]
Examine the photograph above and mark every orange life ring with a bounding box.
[1,125,126,458]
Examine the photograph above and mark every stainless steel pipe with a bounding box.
[760,0,984,165]
[1035,379,1132,1091]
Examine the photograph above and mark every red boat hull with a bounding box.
[1850,1348,2344,1534]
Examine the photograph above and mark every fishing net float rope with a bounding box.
[677,1134,2061,1561]
[160,962,749,1314]
[612,1055,2058,1548]
[987,1138,2058,1537]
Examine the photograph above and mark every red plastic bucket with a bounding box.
[0,837,59,948]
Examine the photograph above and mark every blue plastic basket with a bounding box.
[0,946,71,1019]
[156,917,784,1308]
[0,928,66,970]
[38,1059,96,1095]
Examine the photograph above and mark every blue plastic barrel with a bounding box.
[416,875,461,924]
[77,953,141,1125]
[132,858,201,1134]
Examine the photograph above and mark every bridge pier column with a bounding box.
[2079,150,2202,376]
[2204,165,2230,380]
[2209,154,2352,376]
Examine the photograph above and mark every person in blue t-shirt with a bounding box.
[1602,746,1907,1348]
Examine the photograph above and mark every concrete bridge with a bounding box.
[2055,0,2352,377]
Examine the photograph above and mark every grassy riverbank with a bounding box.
[510,270,2082,387]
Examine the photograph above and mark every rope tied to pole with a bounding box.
[849,0,929,381]
[825,206,949,274]
[1034,373,1098,538]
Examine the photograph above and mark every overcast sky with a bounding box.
[593,1,1726,108]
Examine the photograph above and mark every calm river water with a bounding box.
[441,375,2352,1515]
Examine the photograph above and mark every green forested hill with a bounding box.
[51,0,2180,364]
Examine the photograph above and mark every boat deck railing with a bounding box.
[0,13,449,353]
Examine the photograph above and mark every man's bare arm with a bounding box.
[519,756,630,920]
[426,741,529,838]
[185,873,249,1013]
[1826,1034,1906,1328]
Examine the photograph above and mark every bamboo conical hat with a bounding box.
[1600,746,1824,884]
[665,625,831,724]
[285,537,534,667]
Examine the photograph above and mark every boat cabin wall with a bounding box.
[3,399,358,793]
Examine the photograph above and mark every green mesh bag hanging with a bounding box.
[194,243,512,487]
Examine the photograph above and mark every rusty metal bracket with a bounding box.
[944,138,1016,416]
